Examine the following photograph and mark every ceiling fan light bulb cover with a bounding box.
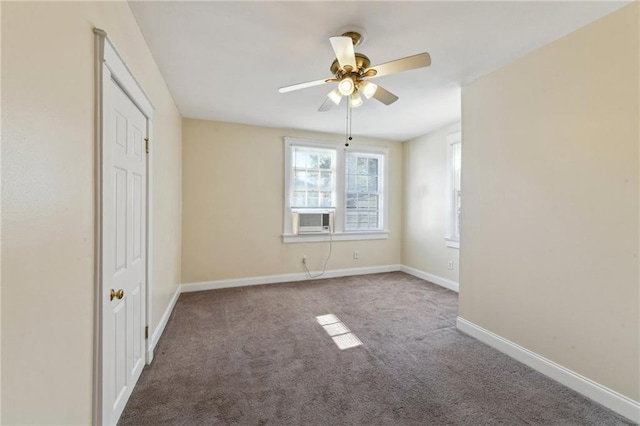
[338,78,355,96]
[360,80,378,99]
[327,88,342,105]
[349,92,363,108]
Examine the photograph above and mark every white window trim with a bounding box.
[283,137,389,243]
[445,131,461,249]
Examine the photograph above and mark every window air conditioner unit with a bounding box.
[294,210,332,234]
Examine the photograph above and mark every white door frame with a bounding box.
[93,28,155,425]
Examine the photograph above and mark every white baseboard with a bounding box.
[400,265,459,293]
[181,264,403,293]
[456,317,640,423]
[147,285,181,361]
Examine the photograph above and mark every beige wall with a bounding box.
[0,2,3,418]
[1,2,182,424]
[402,122,461,282]
[459,3,639,402]
[181,119,402,284]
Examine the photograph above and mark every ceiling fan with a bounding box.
[278,28,431,111]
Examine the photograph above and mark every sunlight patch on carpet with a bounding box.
[323,322,350,336]
[315,314,362,350]
[332,333,363,350]
[315,314,340,325]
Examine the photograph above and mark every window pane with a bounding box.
[346,156,357,174]
[357,157,368,174]
[320,171,332,190]
[307,190,319,207]
[319,155,332,169]
[307,171,319,189]
[294,150,309,168]
[294,170,307,189]
[346,193,356,209]
[292,190,306,207]
[368,158,378,176]
[308,153,319,169]
[356,194,367,209]
[347,175,356,192]
[357,176,368,192]
[368,176,378,192]
[367,194,379,209]
[319,191,332,207]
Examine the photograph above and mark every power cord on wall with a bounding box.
[302,230,333,279]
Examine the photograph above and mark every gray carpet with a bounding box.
[119,272,633,425]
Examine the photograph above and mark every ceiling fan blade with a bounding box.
[278,77,334,93]
[329,36,357,72]
[318,97,336,112]
[368,53,431,78]
[371,84,399,105]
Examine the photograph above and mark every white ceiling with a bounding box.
[129,1,629,142]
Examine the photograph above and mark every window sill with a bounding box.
[444,237,460,249]
[283,231,389,244]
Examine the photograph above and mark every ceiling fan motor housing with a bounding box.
[330,53,371,77]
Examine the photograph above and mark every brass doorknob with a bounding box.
[110,289,124,301]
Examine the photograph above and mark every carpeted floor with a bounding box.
[119,272,633,425]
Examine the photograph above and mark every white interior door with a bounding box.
[102,74,147,426]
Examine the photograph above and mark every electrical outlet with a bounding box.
[353,251,359,260]
[447,261,454,270]
[302,255,307,264]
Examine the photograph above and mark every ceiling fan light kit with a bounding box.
[279,27,431,145]
[278,28,431,111]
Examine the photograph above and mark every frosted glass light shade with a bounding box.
[327,88,342,105]
[360,80,378,99]
[349,92,363,108]
[338,77,355,96]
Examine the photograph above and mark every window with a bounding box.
[345,152,384,231]
[284,137,388,242]
[291,145,336,208]
[445,131,462,248]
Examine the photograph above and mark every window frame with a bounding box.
[445,131,462,249]
[283,137,389,243]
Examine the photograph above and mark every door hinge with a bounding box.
[145,138,149,154]
[145,326,149,339]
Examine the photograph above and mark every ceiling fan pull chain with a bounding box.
[349,105,353,142]
[345,100,350,147]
